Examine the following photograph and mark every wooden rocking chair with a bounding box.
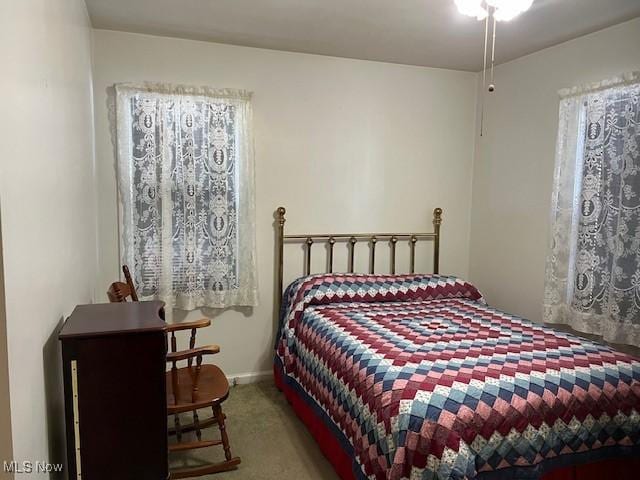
[108,266,241,478]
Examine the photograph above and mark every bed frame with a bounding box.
[274,206,443,316]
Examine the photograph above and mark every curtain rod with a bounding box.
[558,71,640,99]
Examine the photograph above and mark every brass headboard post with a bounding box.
[276,206,286,317]
[433,207,443,274]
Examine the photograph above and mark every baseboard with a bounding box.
[227,370,272,386]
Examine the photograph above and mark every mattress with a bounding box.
[274,273,640,480]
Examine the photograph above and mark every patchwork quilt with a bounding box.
[275,274,640,480]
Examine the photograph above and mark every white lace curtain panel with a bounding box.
[544,72,640,345]
[115,83,257,310]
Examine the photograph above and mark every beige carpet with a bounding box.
[169,381,340,479]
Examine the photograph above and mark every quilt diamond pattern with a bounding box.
[275,274,640,480]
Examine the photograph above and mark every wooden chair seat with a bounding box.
[166,364,229,414]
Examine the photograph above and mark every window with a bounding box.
[115,83,257,309]
[544,73,640,345]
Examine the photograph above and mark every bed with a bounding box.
[272,207,640,480]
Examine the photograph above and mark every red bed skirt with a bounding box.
[274,363,639,480]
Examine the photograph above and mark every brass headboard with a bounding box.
[275,206,443,315]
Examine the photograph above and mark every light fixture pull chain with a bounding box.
[489,12,497,92]
[480,11,489,137]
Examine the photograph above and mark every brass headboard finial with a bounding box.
[277,206,287,226]
[433,207,443,225]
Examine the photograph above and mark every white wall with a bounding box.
[92,29,478,379]
[469,18,640,324]
[0,0,96,475]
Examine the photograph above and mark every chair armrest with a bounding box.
[165,318,211,332]
[166,345,220,362]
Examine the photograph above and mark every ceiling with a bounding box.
[85,0,640,72]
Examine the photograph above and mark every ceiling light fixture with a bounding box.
[455,0,534,22]
[455,0,534,134]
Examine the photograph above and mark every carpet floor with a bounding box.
[168,381,340,479]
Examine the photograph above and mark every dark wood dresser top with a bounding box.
[59,301,166,339]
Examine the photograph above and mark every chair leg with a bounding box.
[193,410,202,441]
[169,406,241,478]
[174,414,183,442]
[213,405,232,461]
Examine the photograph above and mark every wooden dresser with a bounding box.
[59,301,169,480]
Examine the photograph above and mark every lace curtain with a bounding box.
[115,83,257,310]
[543,72,640,345]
